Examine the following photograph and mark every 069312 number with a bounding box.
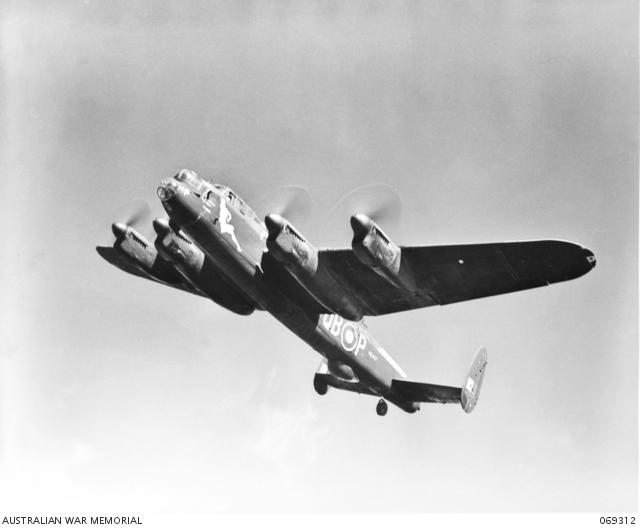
[600,517,636,525]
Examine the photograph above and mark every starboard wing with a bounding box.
[318,240,595,316]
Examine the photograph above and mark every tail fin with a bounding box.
[460,346,488,413]
[390,346,488,413]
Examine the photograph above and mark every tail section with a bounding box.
[391,346,488,413]
[460,346,488,413]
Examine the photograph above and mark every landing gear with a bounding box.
[376,399,388,416]
[313,377,328,395]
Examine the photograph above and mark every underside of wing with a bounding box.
[319,240,595,316]
[96,245,205,298]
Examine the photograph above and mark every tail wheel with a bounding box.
[376,399,388,416]
[313,377,328,396]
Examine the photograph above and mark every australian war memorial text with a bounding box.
[1,518,141,526]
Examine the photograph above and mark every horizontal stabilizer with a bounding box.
[391,379,461,404]
[391,346,488,413]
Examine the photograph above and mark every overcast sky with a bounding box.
[0,0,637,514]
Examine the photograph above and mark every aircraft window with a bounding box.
[236,198,248,215]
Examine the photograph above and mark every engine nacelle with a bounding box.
[265,214,319,275]
[351,214,401,273]
[111,222,185,285]
[153,218,205,274]
[265,214,363,320]
[153,218,255,315]
[350,214,415,290]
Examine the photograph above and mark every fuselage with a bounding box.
[157,170,418,413]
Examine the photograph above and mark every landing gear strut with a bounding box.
[376,399,388,416]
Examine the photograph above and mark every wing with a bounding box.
[96,246,206,298]
[319,240,595,316]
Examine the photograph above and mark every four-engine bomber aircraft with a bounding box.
[97,169,596,416]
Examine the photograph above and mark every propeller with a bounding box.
[326,183,403,237]
[111,200,151,240]
[256,185,314,226]
[122,200,151,227]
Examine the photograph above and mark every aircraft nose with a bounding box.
[157,178,201,228]
[157,179,178,202]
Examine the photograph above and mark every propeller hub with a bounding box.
[350,213,373,237]
[264,213,286,239]
[111,222,128,240]
[152,218,171,236]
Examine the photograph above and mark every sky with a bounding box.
[0,0,637,515]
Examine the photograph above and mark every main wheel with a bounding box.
[376,399,388,416]
[313,377,328,395]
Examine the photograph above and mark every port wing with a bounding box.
[319,240,595,316]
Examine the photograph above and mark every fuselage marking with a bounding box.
[218,199,242,253]
[321,313,367,356]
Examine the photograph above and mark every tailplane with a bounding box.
[391,346,488,413]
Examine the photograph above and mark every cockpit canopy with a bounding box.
[171,170,263,226]
[175,169,202,189]
[210,184,262,224]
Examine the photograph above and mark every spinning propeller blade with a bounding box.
[327,183,403,238]
[257,185,314,225]
[110,200,152,240]
[121,200,151,228]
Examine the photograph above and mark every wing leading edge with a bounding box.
[319,240,595,316]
